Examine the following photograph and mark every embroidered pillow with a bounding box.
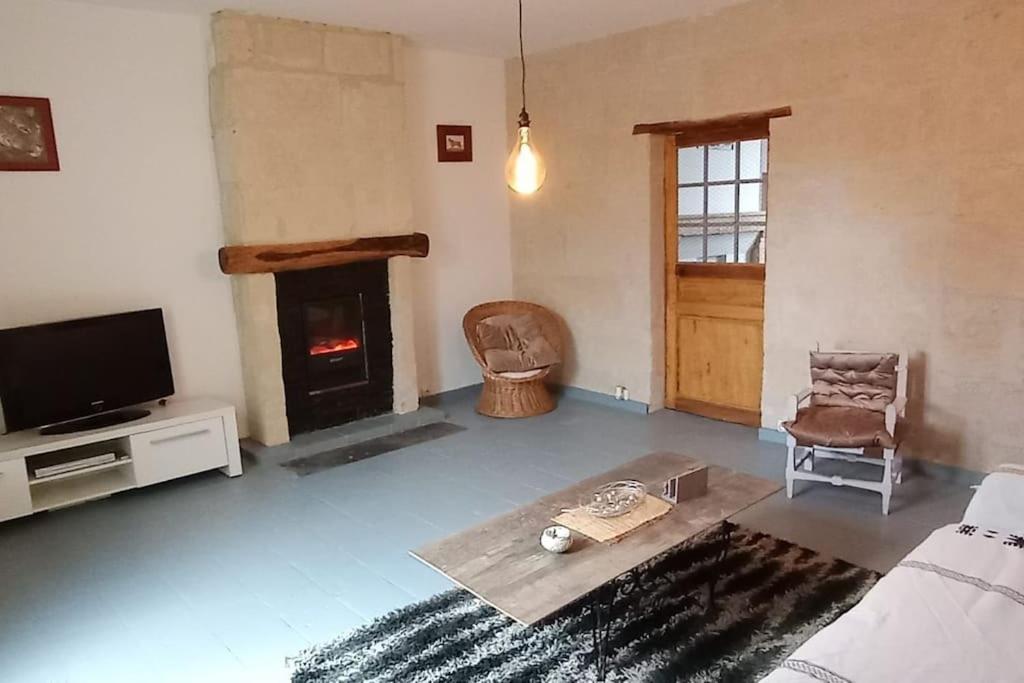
[961,472,1024,538]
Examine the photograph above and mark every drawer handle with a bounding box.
[151,428,212,446]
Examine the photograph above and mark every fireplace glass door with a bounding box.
[303,295,368,386]
[275,259,393,436]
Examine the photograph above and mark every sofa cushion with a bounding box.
[476,313,559,373]
[809,351,898,413]
[783,405,897,449]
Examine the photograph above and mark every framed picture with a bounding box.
[0,96,60,172]
[436,124,472,163]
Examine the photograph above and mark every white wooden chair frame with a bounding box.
[779,349,908,515]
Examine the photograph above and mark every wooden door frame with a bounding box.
[663,136,765,426]
[663,137,681,408]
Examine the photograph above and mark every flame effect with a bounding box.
[309,338,360,356]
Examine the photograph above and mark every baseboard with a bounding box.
[758,427,786,444]
[906,458,985,487]
[756,428,985,487]
[553,386,650,414]
[670,398,760,427]
[421,383,482,406]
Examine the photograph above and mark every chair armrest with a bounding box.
[779,387,812,431]
[884,396,907,437]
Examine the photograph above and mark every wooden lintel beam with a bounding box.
[632,106,792,136]
[219,232,429,274]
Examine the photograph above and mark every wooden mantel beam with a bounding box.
[632,106,792,136]
[218,233,429,274]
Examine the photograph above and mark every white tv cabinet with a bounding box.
[0,398,241,523]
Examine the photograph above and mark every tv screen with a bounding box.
[0,309,175,433]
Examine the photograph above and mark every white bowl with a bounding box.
[540,525,573,553]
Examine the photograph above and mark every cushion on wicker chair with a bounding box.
[496,369,546,380]
[783,405,897,449]
[477,313,560,373]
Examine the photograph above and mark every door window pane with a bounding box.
[707,184,735,216]
[739,140,765,180]
[707,143,736,181]
[739,182,762,213]
[678,186,703,216]
[678,146,704,184]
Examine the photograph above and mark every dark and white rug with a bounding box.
[289,528,878,683]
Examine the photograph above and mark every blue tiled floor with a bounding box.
[0,392,972,682]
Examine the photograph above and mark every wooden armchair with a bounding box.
[780,349,908,515]
[462,301,563,418]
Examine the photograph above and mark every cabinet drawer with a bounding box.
[0,458,32,522]
[130,418,228,487]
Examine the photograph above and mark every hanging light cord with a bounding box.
[517,0,530,127]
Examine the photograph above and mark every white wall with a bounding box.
[405,45,514,396]
[0,0,249,434]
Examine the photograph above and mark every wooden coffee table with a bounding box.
[411,451,781,678]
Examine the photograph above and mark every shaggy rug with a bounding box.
[289,528,879,683]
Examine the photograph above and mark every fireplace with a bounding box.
[275,261,393,436]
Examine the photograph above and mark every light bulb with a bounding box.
[505,125,547,194]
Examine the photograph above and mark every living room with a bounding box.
[0,0,1021,681]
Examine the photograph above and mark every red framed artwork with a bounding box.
[436,124,473,163]
[0,96,60,172]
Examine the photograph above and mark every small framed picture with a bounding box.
[0,96,60,172]
[436,124,472,163]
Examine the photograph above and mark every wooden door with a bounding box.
[663,137,766,427]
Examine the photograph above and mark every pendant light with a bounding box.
[505,0,546,194]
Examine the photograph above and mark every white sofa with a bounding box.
[761,468,1024,683]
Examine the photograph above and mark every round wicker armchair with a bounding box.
[462,300,563,418]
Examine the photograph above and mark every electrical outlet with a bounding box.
[614,385,627,400]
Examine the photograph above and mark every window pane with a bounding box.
[704,232,738,263]
[678,186,703,217]
[674,137,768,266]
[737,230,764,264]
[739,182,762,213]
[739,139,766,180]
[677,146,703,184]
[707,143,736,181]
[678,235,706,263]
[707,184,735,217]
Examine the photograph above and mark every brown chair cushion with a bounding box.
[783,406,898,449]
[476,314,560,373]
[809,351,898,413]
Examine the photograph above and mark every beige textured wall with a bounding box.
[507,0,1024,471]
[211,12,418,445]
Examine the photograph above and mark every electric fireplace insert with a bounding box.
[275,261,393,436]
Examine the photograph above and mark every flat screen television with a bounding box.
[0,309,175,434]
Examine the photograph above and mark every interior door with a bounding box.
[663,132,768,427]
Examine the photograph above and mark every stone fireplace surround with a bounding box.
[210,11,419,445]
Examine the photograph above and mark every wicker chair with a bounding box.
[462,301,563,418]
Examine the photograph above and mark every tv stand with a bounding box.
[40,408,152,436]
[0,398,241,523]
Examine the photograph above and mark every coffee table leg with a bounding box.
[706,520,736,610]
[589,521,737,678]
[589,583,616,681]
